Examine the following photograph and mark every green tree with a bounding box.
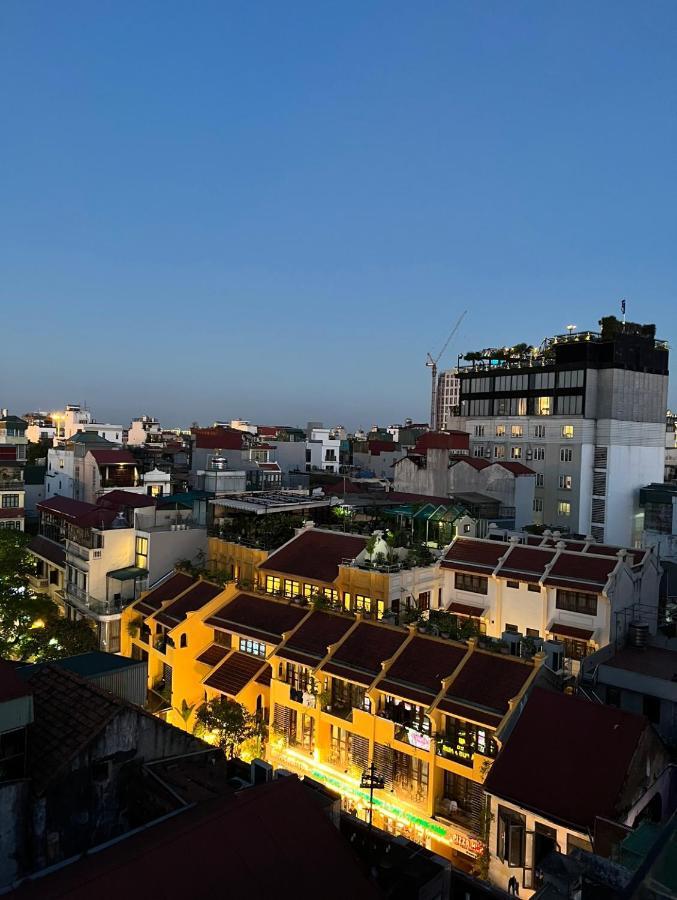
[22,614,97,661]
[193,697,256,758]
[0,530,54,658]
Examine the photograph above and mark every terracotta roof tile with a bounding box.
[441,537,506,574]
[27,535,66,569]
[437,698,503,727]
[278,610,354,663]
[382,637,466,699]
[322,622,407,683]
[548,622,595,640]
[205,593,308,642]
[496,545,556,583]
[484,688,648,829]
[134,572,196,615]
[260,530,367,583]
[196,644,230,667]
[89,449,137,466]
[154,581,223,627]
[444,651,533,715]
[447,601,487,617]
[543,552,616,592]
[203,651,266,696]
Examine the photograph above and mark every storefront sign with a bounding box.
[406,727,431,752]
[451,832,484,857]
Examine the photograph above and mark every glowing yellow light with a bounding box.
[31,619,45,629]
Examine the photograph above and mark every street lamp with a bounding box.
[360,761,385,835]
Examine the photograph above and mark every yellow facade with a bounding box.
[207,537,268,587]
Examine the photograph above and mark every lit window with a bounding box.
[496,425,506,437]
[559,474,573,490]
[239,637,266,657]
[558,501,571,516]
[265,576,281,594]
[135,536,148,569]
[494,445,506,460]
[510,447,522,459]
[511,425,523,438]
[283,579,300,598]
[561,425,574,439]
[535,397,552,416]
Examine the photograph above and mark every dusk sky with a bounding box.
[2,1,676,428]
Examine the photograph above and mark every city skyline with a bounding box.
[1,1,676,423]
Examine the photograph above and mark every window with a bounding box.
[556,589,597,616]
[417,591,431,611]
[343,592,351,610]
[323,588,339,604]
[561,425,574,439]
[180,634,188,648]
[560,447,573,462]
[558,369,584,389]
[558,395,583,415]
[557,500,571,516]
[536,473,544,487]
[510,447,522,459]
[0,520,21,530]
[504,623,519,633]
[527,583,541,593]
[59,459,64,469]
[511,425,523,438]
[559,636,590,660]
[494,445,506,460]
[533,498,543,512]
[239,637,266,657]
[474,425,485,437]
[1,494,19,508]
[214,630,231,647]
[559,474,572,490]
[526,628,539,637]
[455,573,488,595]
[535,396,552,416]
[506,580,519,589]
[265,576,281,594]
[283,579,300,598]
[135,536,148,569]
[496,425,506,437]
[497,806,526,867]
[355,594,371,614]
[533,424,546,438]
[533,447,545,460]
[473,445,485,458]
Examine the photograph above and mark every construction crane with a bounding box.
[426,310,467,431]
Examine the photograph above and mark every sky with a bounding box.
[1,1,676,429]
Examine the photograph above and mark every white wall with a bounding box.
[45,448,75,499]
[605,438,665,546]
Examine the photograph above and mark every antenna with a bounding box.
[426,311,467,430]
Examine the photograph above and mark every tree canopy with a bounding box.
[193,697,256,758]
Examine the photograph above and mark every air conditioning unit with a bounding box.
[501,631,523,656]
[544,639,565,673]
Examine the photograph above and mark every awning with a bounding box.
[107,565,149,582]
[448,602,486,618]
[548,622,595,641]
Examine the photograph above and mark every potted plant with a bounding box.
[318,689,333,713]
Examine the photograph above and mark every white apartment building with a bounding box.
[127,416,162,446]
[439,534,661,673]
[454,322,669,544]
[306,427,341,473]
[436,368,460,432]
[51,404,123,446]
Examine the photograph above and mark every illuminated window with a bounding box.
[343,591,351,610]
[135,536,148,569]
[557,500,571,516]
[510,447,522,459]
[283,579,300,598]
[265,576,281,594]
[239,637,266,657]
[535,396,552,416]
[303,584,317,600]
[496,425,506,437]
[323,588,338,604]
[355,594,371,614]
[511,425,523,438]
[494,445,506,460]
[559,474,573,490]
[561,425,574,438]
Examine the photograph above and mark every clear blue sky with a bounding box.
[2,1,675,429]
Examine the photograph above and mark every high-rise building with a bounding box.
[435,368,460,432]
[453,319,669,544]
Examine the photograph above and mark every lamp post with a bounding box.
[360,761,385,836]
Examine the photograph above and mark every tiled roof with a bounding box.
[203,651,266,696]
[543,551,617,592]
[205,593,308,642]
[256,664,272,686]
[277,611,354,664]
[586,544,646,565]
[27,535,66,569]
[415,431,469,452]
[438,698,503,728]
[495,545,556,583]
[23,665,122,794]
[0,659,32,703]
[381,636,466,699]
[97,490,156,509]
[37,496,98,521]
[154,581,223,628]
[443,651,532,715]
[447,601,486,617]
[322,622,407,685]
[191,427,245,450]
[196,644,230,667]
[456,458,491,471]
[495,461,535,476]
[134,572,196,615]
[484,688,648,830]
[441,537,506,574]
[548,622,595,640]
[260,529,367,583]
[89,449,137,466]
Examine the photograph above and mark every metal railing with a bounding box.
[0,481,24,491]
[66,540,90,561]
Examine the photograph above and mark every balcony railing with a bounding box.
[0,481,24,491]
[66,541,90,561]
[65,583,128,617]
[434,799,477,833]
[28,574,49,590]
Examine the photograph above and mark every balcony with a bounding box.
[434,798,477,833]
[0,481,24,491]
[28,574,49,591]
[66,541,91,562]
[64,583,127,617]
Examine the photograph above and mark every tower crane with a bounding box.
[426,310,467,431]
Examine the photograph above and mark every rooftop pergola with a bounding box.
[209,491,339,516]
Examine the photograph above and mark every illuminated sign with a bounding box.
[406,727,431,752]
[452,833,484,857]
[439,732,474,767]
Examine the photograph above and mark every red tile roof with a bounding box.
[441,537,506,574]
[203,651,266,696]
[415,431,470,452]
[447,601,487,617]
[495,545,556,583]
[38,496,98,521]
[89,449,137,466]
[484,688,648,830]
[543,551,617,592]
[438,698,503,728]
[154,581,223,628]
[196,644,230,667]
[381,636,466,699]
[277,611,354,665]
[548,622,595,640]
[455,457,492,471]
[586,544,646,565]
[495,461,535,476]
[97,490,156,509]
[10,776,378,900]
[191,427,245,450]
[256,664,272,686]
[134,572,196,615]
[27,535,66,569]
[366,440,399,455]
[322,622,407,685]
[205,593,308,643]
[260,529,367,583]
[444,651,533,715]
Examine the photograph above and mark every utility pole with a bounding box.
[360,761,385,835]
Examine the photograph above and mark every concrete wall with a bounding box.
[269,441,306,474]
[144,527,208,583]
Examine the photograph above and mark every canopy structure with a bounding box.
[384,500,467,543]
[106,565,149,609]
